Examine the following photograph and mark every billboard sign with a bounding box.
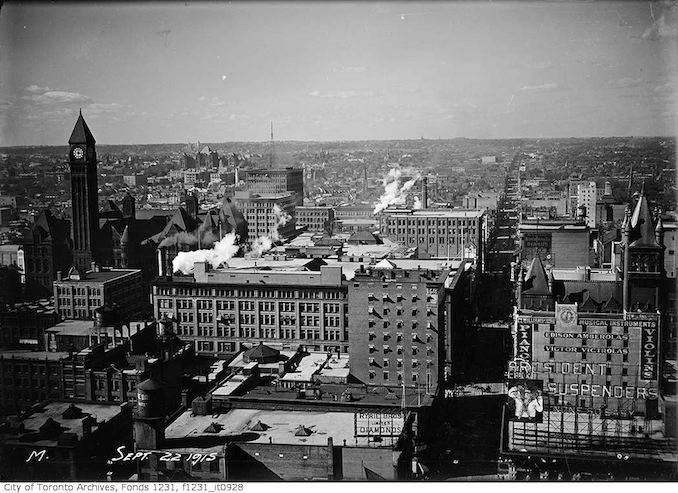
[516,323,532,362]
[507,379,544,423]
[640,324,659,381]
[354,410,404,437]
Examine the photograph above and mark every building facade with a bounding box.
[296,206,334,234]
[53,265,144,321]
[576,181,597,228]
[518,221,590,269]
[0,299,59,349]
[22,209,72,295]
[347,262,454,393]
[152,259,348,357]
[380,209,485,265]
[245,167,304,206]
[0,351,67,413]
[233,191,296,241]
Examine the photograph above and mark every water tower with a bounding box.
[134,377,165,450]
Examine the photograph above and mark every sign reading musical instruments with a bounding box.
[512,309,660,410]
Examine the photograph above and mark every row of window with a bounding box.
[166,300,343,313]
[156,287,345,300]
[368,370,432,382]
[369,320,434,330]
[369,346,433,356]
[177,326,345,341]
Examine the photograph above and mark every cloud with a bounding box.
[25,85,50,94]
[31,90,93,105]
[608,77,643,88]
[519,83,559,92]
[309,89,374,98]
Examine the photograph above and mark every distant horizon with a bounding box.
[1,134,676,151]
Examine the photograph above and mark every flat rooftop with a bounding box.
[55,268,140,283]
[324,257,464,280]
[0,298,55,313]
[0,349,70,361]
[164,408,388,452]
[519,222,588,231]
[217,258,316,271]
[45,319,101,337]
[382,208,484,218]
[6,401,124,445]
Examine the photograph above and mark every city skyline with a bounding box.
[0,1,677,146]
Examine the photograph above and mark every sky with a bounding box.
[0,1,676,146]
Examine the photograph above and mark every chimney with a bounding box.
[57,271,62,281]
[421,176,428,209]
[604,181,612,197]
[157,249,164,277]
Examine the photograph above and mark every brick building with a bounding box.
[53,265,144,321]
[0,350,67,413]
[518,220,590,268]
[233,191,296,241]
[0,299,59,350]
[347,259,469,393]
[296,206,334,234]
[245,167,304,206]
[152,259,347,357]
[22,209,72,296]
[380,208,485,265]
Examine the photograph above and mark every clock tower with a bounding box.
[68,110,99,272]
[621,185,665,312]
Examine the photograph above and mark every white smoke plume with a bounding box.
[172,232,239,274]
[373,166,421,214]
[159,231,198,248]
[413,196,422,210]
[247,204,292,258]
[159,216,220,249]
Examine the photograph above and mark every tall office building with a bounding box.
[347,261,463,394]
[245,168,304,206]
[576,181,597,228]
[233,191,296,241]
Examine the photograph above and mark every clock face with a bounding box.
[559,307,576,324]
[72,147,85,160]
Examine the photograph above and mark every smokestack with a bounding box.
[157,249,164,276]
[604,181,612,197]
[422,176,428,209]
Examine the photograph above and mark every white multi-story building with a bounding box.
[576,181,597,228]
